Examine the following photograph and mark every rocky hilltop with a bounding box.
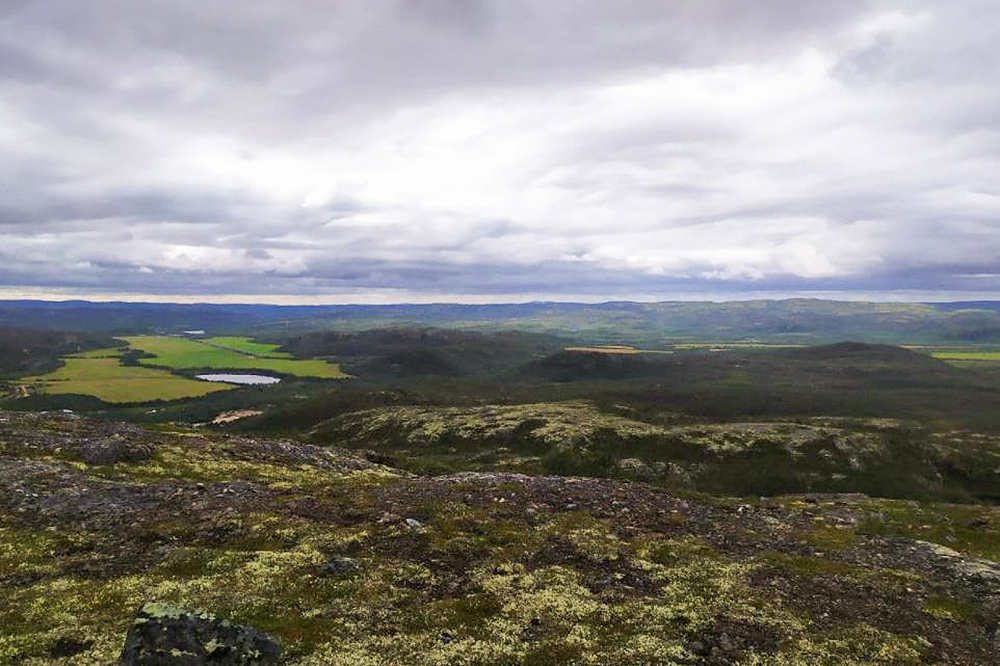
[309,401,1000,502]
[1,411,998,665]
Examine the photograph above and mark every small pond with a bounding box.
[196,374,281,385]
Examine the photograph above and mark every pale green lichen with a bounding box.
[922,596,978,622]
[2,413,995,666]
[315,402,887,461]
[140,602,195,620]
[744,625,929,666]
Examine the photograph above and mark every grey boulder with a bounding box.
[119,602,282,665]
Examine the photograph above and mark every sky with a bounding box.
[1,0,998,304]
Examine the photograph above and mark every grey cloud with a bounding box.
[0,0,998,301]
[1,1,889,102]
[244,248,271,261]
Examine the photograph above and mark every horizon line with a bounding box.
[1,291,1000,308]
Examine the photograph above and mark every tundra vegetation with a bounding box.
[0,411,998,665]
[1,315,1000,664]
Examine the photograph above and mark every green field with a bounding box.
[123,336,349,378]
[671,342,805,350]
[931,351,1000,362]
[202,336,292,358]
[24,357,232,403]
[565,345,639,354]
[68,347,125,358]
[931,351,1000,360]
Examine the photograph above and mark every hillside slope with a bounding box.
[309,400,1000,502]
[1,412,998,664]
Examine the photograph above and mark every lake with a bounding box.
[196,373,281,385]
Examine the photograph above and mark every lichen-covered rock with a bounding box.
[318,556,361,577]
[616,457,653,479]
[49,636,95,658]
[77,437,155,465]
[119,602,282,665]
[915,540,1000,584]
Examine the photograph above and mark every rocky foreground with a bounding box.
[1,411,999,665]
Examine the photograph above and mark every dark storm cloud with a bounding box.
[1,0,998,302]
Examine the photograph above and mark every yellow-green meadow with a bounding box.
[23,357,232,403]
[122,336,349,378]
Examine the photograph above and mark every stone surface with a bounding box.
[49,637,94,658]
[616,457,654,479]
[119,602,282,665]
[916,540,1000,584]
[319,556,361,577]
[78,437,155,465]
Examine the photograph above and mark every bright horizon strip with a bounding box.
[2,287,1000,306]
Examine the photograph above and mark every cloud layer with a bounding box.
[1,0,998,301]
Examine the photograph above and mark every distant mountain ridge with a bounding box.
[2,298,1000,344]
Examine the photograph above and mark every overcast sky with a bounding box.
[1,0,998,304]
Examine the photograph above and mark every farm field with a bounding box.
[23,357,232,403]
[931,351,1000,362]
[68,347,124,358]
[671,342,805,350]
[201,336,292,358]
[564,342,806,355]
[122,336,349,378]
[564,345,639,354]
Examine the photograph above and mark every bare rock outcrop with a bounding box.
[119,602,282,666]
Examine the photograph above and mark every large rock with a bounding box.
[916,541,1000,584]
[616,457,654,480]
[119,602,282,665]
[318,556,361,577]
[77,437,154,465]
